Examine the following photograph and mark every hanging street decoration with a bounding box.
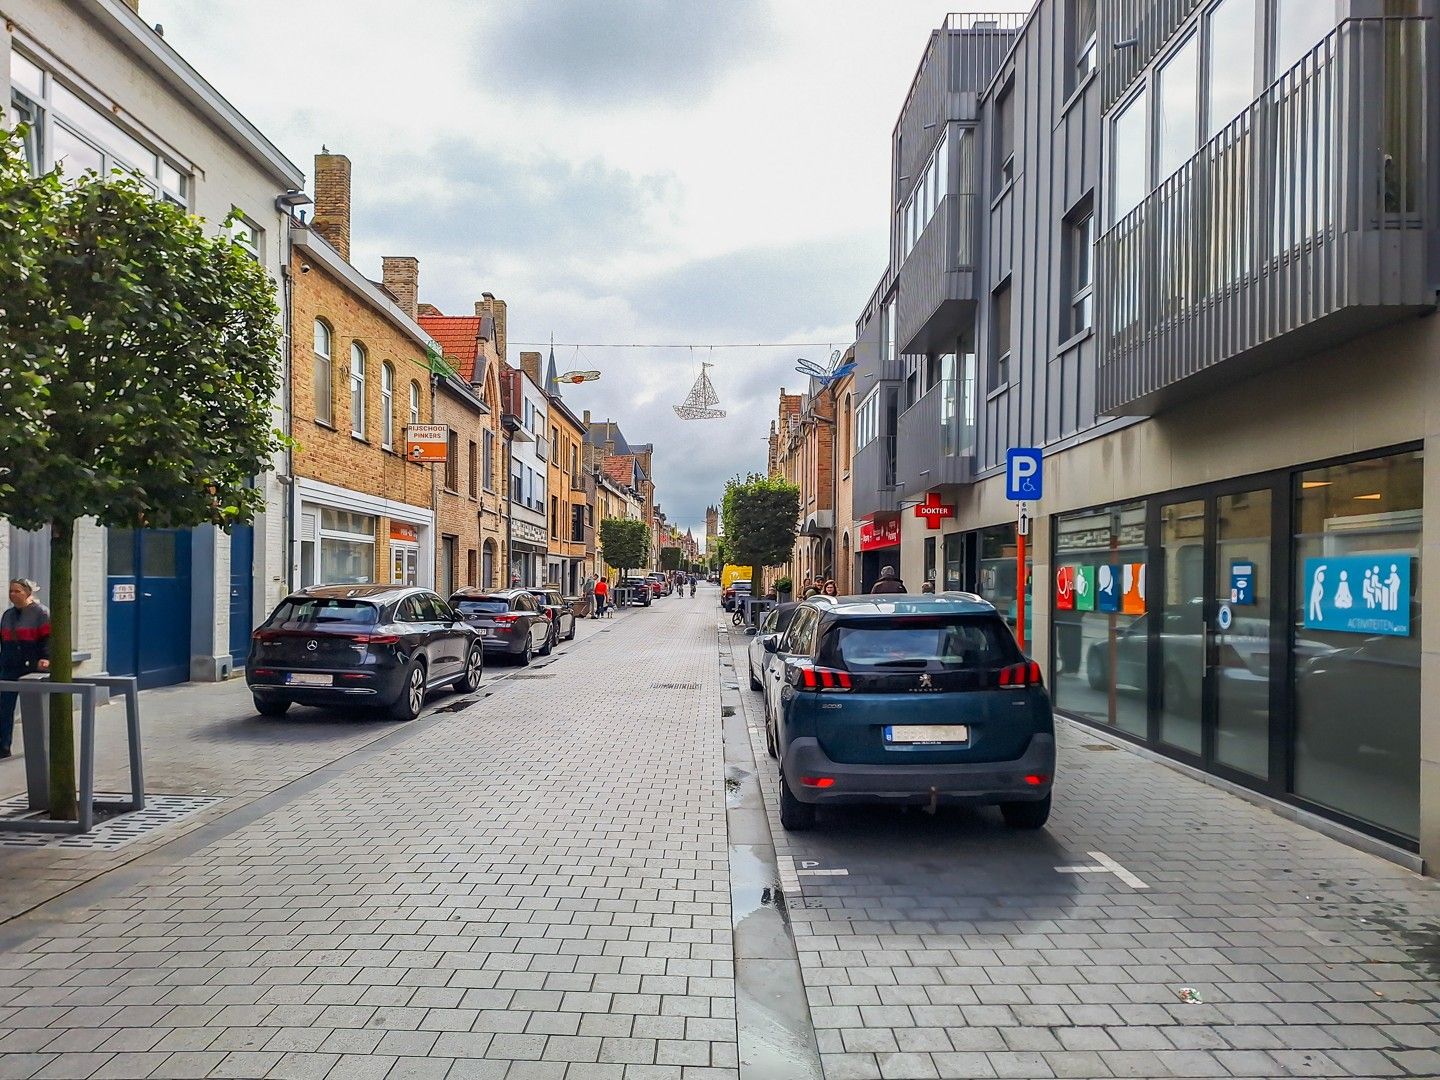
[674,362,726,420]
[557,370,601,384]
[795,349,856,387]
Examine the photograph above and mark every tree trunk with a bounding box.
[48,519,76,821]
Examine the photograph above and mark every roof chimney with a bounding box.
[311,151,352,262]
[476,293,507,363]
[381,256,419,320]
[583,409,591,426]
[518,351,542,386]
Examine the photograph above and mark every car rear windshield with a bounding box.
[454,598,510,615]
[270,598,379,628]
[820,615,1019,671]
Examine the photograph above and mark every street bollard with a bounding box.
[18,674,48,812]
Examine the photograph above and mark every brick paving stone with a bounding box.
[0,606,737,1080]
[726,623,1440,1080]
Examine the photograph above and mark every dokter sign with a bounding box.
[1302,554,1412,637]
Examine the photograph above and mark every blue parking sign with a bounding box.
[1005,448,1043,501]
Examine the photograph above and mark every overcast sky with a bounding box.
[147,0,1034,541]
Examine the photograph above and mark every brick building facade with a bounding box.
[288,152,436,590]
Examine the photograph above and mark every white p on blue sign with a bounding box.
[1005,447,1043,501]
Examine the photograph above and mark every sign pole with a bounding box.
[1016,527,1027,651]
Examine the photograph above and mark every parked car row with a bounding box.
[247,582,581,720]
[744,592,1055,833]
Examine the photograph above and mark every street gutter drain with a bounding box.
[0,793,226,851]
[721,705,736,717]
[509,673,558,679]
[1083,743,1120,751]
[652,682,701,690]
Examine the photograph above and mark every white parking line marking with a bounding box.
[1055,850,1149,889]
[798,868,849,877]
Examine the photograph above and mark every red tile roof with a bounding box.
[418,312,483,381]
[603,455,637,489]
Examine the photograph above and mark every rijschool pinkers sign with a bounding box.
[404,424,449,463]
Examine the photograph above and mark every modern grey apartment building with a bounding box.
[848,0,1439,865]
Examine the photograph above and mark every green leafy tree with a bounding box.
[659,546,682,572]
[599,518,650,579]
[721,473,801,590]
[0,133,284,819]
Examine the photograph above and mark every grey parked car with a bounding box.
[527,588,577,646]
[747,602,806,691]
[450,588,552,664]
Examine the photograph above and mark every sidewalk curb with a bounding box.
[718,619,824,1080]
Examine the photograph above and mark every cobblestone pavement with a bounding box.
[725,624,1440,1080]
[0,595,734,1079]
[0,621,609,923]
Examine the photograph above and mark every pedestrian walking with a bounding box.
[593,577,609,619]
[0,578,50,759]
[870,566,907,594]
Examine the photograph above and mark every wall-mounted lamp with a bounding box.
[275,189,313,213]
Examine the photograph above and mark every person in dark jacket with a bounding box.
[870,566,907,594]
[0,579,51,758]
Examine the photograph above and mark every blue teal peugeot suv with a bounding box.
[759,594,1055,831]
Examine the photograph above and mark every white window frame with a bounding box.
[409,381,422,428]
[381,362,395,449]
[313,320,333,426]
[349,343,367,438]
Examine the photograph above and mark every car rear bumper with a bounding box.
[781,734,1055,806]
[248,670,405,706]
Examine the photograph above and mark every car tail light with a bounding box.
[800,776,835,788]
[353,633,399,645]
[787,662,852,691]
[252,629,280,642]
[544,610,555,620]
[493,614,519,624]
[998,661,1043,688]
[1024,773,1051,786]
[252,668,275,677]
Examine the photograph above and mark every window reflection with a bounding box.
[1293,451,1422,838]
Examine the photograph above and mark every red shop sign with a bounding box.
[858,515,901,551]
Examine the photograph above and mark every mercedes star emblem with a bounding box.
[306,640,318,651]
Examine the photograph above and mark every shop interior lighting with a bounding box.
[1354,493,1384,500]
[1301,481,1331,488]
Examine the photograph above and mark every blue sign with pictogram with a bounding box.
[1005,447,1043,501]
[1303,554,1411,637]
[1230,562,1255,606]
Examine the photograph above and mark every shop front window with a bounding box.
[976,524,1031,652]
[1292,450,1422,838]
[1051,502,1148,737]
[318,508,376,585]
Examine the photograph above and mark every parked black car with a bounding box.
[527,588,577,645]
[450,588,553,664]
[619,575,653,606]
[247,585,484,721]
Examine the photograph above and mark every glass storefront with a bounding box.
[1052,502,1147,737]
[320,509,376,585]
[1292,451,1422,838]
[1050,446,1423,845]
[976,523,1031,653]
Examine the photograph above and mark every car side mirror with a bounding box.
[763,637,779,654]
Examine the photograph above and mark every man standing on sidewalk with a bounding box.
[0,579,50,759]
[593,576,609,619]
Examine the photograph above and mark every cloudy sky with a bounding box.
[148,0,1033,540]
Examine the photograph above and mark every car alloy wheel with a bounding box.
[391,662,425,721]
[456,646,483,693]
[519,639,533,666]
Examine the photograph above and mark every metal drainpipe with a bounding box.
[505,432,514,586]
[279,232,295,595]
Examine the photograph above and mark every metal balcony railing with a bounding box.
[1097,17,1434,415]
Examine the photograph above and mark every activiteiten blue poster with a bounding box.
[1302,555,1411,637]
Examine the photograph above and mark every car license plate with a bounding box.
[885,724,968,744]
[285,673,333,687]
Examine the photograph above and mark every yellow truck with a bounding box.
[721,564,752,590]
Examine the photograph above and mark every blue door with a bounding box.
[228,524,254,666]
[106,528,192,689]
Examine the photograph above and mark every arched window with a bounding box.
[313,319,333,425]
[841,393,852,462]
[350,342,367,437]
[409,381,421,427]
[381,362,395,449]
